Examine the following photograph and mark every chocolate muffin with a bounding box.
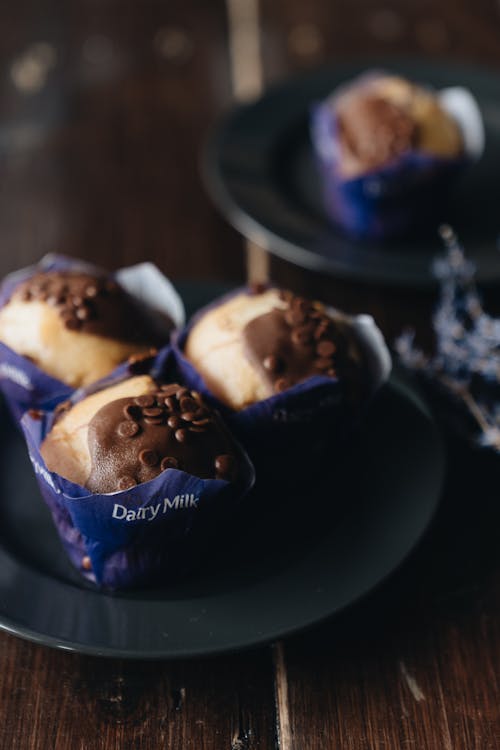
[0,270,172,387]
[184,287,365,410]
[40,375,239,493]
[310,71,478,239]
[334,74,463,178]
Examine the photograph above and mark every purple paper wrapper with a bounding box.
[20,365,255,590]
[0,342,73,422]
[310,74,483,240]
[172,288,391,484]
[0,254,184,422]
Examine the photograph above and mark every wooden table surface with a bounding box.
[1,2,500,748]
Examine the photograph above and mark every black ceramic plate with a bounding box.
[0,286,444,658]
[205,59,500,286]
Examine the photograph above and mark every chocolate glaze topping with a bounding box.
[86,383,238,493]
[11,271,171,344]
[338,94,417,169]
[242,290,348,394]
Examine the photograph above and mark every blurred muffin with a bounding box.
[0,270,172,387]
[41,375,240,492]
[184,287,365,411]
[335,75,463,178]
[311,72,470,239]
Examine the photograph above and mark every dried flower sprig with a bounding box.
[395,225,500,450]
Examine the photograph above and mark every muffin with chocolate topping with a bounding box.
[41,376,240,491]
[176,285,390,484]
[333,75,462,178]
[22,374,253,588]
[183,287,365,411]
[0,269,172,389]
[311,72,476,239]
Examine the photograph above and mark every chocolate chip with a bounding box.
[314,357,333,370]
[314,323,332,340]
[285,309,305,326]
[75,305,91,321]
[143,407,163,418]
[123,404,141,420]
[181,411,198,422]
[292,326,313,346]
[82,556,92,571]
[144,416,165,425]
[215,454,235,478]
[85,284,99,298]
[117,420,140,438]
[275,377,291,393]
[117,475,137,490]
[161,456,179,471]
[164,397,177,411]
[263,354,282,373]
[168,416,183,429]
[139,449,159,467]
[192,406,208,419]
[63,316,81,331]
[175,428,189,443]
[180,397,197,413]
[316,340,336,357]
[191,417,211,428]
[134,394,155,408]
[160,384,181,396]
[291,296,310,313]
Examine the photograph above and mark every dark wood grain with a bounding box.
[0,0,245,281]
[2,1,500,749]
[259,0,500,83]
[0,636,277,750]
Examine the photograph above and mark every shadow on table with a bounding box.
[285,433,500,657]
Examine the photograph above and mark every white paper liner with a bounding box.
[116,262,185,329]
[438,86,485,160]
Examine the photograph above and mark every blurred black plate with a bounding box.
[205,59,500,286]
[0,284,444,658]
